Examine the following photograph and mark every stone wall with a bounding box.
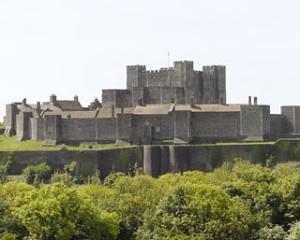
[143,140,300,177]
[270,114,289,138]
[174,111,191,143]
[116,113,132,142]
[2,140,300,178]
[191,112,241,142]
[0,147,142,180]
[202,66,226,104]
[31,118,44,140]
[5,103,18,136]
[240,105,270,141]
[127,65,146,89]
[61,119,97,142]
[281,106,300,135]
[16,112,33,141]
[102,89,132,108]
[125,61,226,106]
[132,114,173,143]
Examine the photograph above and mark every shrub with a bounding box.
[137,184,254,240]
[0,164,8,184]
[64,161,77,176]
[103,172,126,188]
[0,233,17,240]
[50,171,74,186]
[286,221,300,240]
[11,183,120,240]
[257,225,287,240]
[22,163,52,185]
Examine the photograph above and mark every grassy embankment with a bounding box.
[162,139,276,146]
[0,134,277,151]
[0,135,134,151]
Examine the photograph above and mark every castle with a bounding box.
[3,60,297,145]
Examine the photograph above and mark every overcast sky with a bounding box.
[1,0,300,119]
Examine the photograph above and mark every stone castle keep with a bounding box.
[3,60,298,145]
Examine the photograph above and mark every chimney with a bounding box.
[190,97,195,108]
[36,101,41,114]
[22,98,27,106]
[254,96,258,105]
[74,95,79,102]
[112,105,115,118]
[138,98,144,106]
[248,96,252,105]
[50,94,57,104]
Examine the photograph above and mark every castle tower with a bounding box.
[173,61,194,87]
[202,65,226,104]
[126,65,146,89]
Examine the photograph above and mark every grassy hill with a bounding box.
[0,135,133,151]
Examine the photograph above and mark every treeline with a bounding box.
[2,160,300,239]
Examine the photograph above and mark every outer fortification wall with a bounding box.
[143,140,300,177]
[0,147,142,180]
[2,140,300,178]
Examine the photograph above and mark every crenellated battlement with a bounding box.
[5,58,291,147]
[127,65,146,70]
[125,60,226,104]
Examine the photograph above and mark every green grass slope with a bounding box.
[0,135,133,151]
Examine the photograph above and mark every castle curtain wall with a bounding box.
[131,114,174,144]
[31,118,44,140]
[191,112,241,142]
[60,119,97,142]
[16,112,33,141]
[240,105,270,141]
[96,118,117,143]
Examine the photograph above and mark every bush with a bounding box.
[257,225,287,240]
[22,163,52,185]
[50,171,74,186]
[64,161,77,176]
[0,164,8,184]
[11,183,120,240]
[287,221,300,240]
[65,161,99,184]
[137,184,254,240]
[103,172,126,188]
[0,233,17,240]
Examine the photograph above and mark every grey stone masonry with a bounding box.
[103,61,226,107]
[3,59,296,145]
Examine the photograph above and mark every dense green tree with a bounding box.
[0,233,17,240]
[50,171,74,186]
[11,183,120,240]
[137,183,254,240]
[3,160,300,239]
[286,221,300,240]
[257,225,287,240]
[103,172,126,188]
[0,165,8,184]
[22,163,52,185]
[110,175,163,240]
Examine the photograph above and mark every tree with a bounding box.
[103,172,126,188]
[286,221,300,240]
[257,225,287,240]
[50,171,74,186]
[22,163,52,185]
[11,183,120,240]
[106,175,163,240]
[137,183,254,240]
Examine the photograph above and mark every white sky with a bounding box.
[1,0,300,119]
